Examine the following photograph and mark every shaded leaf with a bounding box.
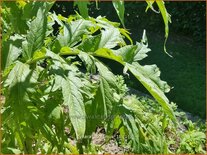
[2,35,23,70]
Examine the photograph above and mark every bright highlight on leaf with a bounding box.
[112,0,125,28]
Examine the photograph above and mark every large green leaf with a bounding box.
[2,35,24,70]
[77,35,101,53]
[4,61,38,104]
[87,38,174,121]
[54,17,94,49]
[95,16,120,28]
[23,8,47,60]
[113,42,150,63]
[69,19,94,47]
[98,28,125,49]
[112,0,125,28]
[95,61,119,91]
[84,60,119,134]
[125,63,175,121]
[3,61,38,139]
[76,24,125,52]
[77,28,125,52]
[91,62,116,116]
[61,73,86,139]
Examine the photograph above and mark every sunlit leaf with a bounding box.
[112,0,125,28]
[23,8,47,60]
[74,0,89,19]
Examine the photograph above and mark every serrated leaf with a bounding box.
[55,24,71,48]
[93,61,118,116]
[3,61,38,135]
[23,7,47,60]
[77,34,101,53]
[95,16,120,28]
[78,51,96,73]
[4,61,38,103]
[114,30,150,62]
[54,18,94,49]
[77,26,125,52]
[85,61,118,134]
[114,43,150,63]
[76,26,125,52]
[96,61,119,90]
[61,73,86,139]
[125,63,175,121]
[99,28,124,49]
[46,49,78,72]
[69,19,94,47]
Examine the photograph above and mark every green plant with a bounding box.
[177,129,206,154]
[1,1,205,154]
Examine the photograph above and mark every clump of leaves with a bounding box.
[1,1,205,154]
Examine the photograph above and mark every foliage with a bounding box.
[52,0,171,54]
[1,1,205,154]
